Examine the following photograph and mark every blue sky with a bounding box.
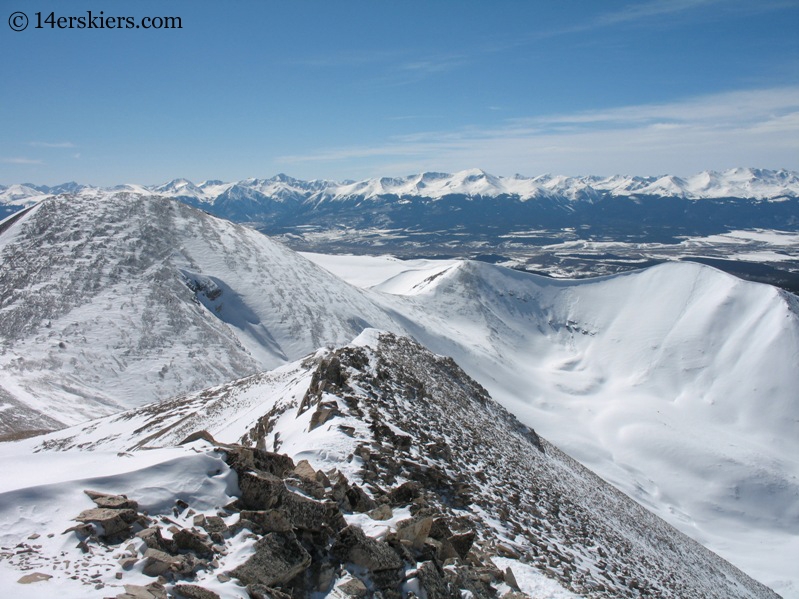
[2,0,798,185]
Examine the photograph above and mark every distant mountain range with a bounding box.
[4,168,798,246]
[3,167,798,205]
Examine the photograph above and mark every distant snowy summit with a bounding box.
[4,168,797,241]
[323,167,799,201]
[3,167,798,208]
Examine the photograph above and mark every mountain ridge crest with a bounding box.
[3,167,798,206]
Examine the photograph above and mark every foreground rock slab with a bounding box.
[230,531,311,587]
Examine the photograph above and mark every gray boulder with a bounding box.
[225,447,295,478]
[172,584,221,599]
[281,491,346,532]
[245,585,293,599]
[141,547,181,577]
[135,526,174,553]
[387,481,422,506]
[416,561,460,599]
[331,525,403,572]
[84,489,139,510]
[397,517,433,550]
[238,470,285,509]
[202,515,228,534]
[173,528,214,557]
[337,577,368,597]
[230,531,311,587]
[448,531,475,559]
[76,507,137,537]
[238,509,293,534]
[116,582,167,599]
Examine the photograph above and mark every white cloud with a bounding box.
[1,157,43,165]
[526,87,799,129]
[399,55,467,74]
[27,141,76,149]
[593,0,724,27]
[277,86,799,177]
[550,0,792,38]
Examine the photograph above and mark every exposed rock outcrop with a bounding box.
[36,331,780,599]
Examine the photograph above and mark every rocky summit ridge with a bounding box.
[3,332,779,599]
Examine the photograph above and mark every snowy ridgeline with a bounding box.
[3,168,799,206]
[0,333,780,599]
[4,169,799,262]
[0,193,797,597]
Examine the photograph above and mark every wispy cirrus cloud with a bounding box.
[277,86,799,177]
[572,0,796,34]
[294,46,468,86]
[510,86,799,130]
[290,49,404,69]
[484,0,794,51]
[376,53,469,87]
[399,54,467,74]
[293,1,747,87]
[1,157,44,165]
[28,141,76,149]
[592,0,726,27]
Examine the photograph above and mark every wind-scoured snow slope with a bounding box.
[0,193,401,434]
[0,332,779,598]
[307,254,799,598]
[0,445,240,599]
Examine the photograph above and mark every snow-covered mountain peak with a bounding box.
[444,168,504,194]
[5,168,796,215]
[108,182,152,195]
[640,174,689,196]
[0,183,48,204]
[452,167,494,182]
[152,178,205,198]
[416,170,450,182]
[268,172,298,183]
[199,179,224,187]
[0,192,402,433]
[47,181,87,194]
